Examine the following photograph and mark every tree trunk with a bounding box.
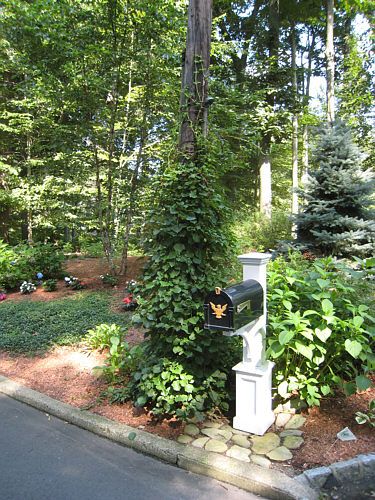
[258,0,279,219]
[179,0,212,158]
[291,23,299,217]
[26,136,33,245]
[259,139,272,219]
[326,0,335,124]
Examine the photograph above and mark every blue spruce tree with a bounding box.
[296,122,374,257]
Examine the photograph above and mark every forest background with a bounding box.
[1,0,373,267]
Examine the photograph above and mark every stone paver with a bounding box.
[184,424,200,437]
[178,410,308,470]
[283,435,304,450]
[266,446,293,461]
[177,434,193,444]
[232,434,251,448]
[275,412,292,428]
[226,445,251,462]
[202,421,222,429]
[201,428,227,441]
[251,433,280,455]
[284,415,306,430]
[280,429,304,437]
[205,439,228,453]
[191,437,209,448]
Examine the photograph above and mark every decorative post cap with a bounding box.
[238,252,272,266]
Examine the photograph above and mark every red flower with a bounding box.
[123,294,133,304]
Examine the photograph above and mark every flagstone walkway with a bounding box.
[177,407,306,469]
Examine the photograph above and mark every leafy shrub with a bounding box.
[85,323,125,350]
[267,253,374,407]
[64,276,85,290]
[0,292,131,353]
[0,241,64,289]
[42,279,57,292]
[100,274,119,286]
[234,211,292,253]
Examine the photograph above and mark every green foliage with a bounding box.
[0,241,64,289]
[296,122,375,257]
[42,279,57,292]
[355,399,375,428]
[130,355,229,419]
[129,159,240,418]
[234,210,292,253]
[267,253,374,407]
[85,323,124,351]
[100,274,119,287]
[0,292,131,353]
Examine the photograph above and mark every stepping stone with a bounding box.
[251,454,271,468]
[177,434,193,444]
[191,437,209,448]
[284,414,306,430]
[283,435,304,449]
[266,446,293,461]
[280,429,303,437]
[232,434,251,448]
[251,433,280,455]
[184,424,200,436]
[201,427,231,442]
[202,421,222,429]
[226,445,251,462]
[275,412,292,428]
[231,427,251,436]
[205,439,228,453]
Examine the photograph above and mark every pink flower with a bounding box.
[123,294,133,304]
[0,293,7,301]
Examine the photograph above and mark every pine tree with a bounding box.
[296,122,375,257]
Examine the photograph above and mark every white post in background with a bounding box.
[231,252,274,435]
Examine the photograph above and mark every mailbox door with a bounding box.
[204,290,234,331]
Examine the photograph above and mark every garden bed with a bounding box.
[0,256,374,474]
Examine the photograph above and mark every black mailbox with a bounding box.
[204,279,263,332]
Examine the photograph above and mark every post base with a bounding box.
[232,360,275,436]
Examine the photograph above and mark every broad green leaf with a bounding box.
[315,327,332,343]
[355,375,372,391]
[277,380,290,398]
[321,299,333,314]
[344,339,362,358]
[279,330,294,345]
[294,341,313,360]
[352,316,364,328]
[283,300,292,311]
[317,279,329,289]
[321,385,331,396]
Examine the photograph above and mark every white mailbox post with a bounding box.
[224,252,274,436]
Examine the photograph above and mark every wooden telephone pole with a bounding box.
[179,0,212,159]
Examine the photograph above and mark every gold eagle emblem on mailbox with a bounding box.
[210,302,227,319]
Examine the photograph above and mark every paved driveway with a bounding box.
[0,394,264,500]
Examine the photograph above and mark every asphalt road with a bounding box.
[0,394,265,500]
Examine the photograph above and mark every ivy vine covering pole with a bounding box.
[179,0,212,158]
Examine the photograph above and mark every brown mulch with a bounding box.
[0,256,374,472]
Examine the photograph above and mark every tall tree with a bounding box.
[326,0,335,124]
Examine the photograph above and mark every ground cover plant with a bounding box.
[0,291,131,353]
[266,252,375,407]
